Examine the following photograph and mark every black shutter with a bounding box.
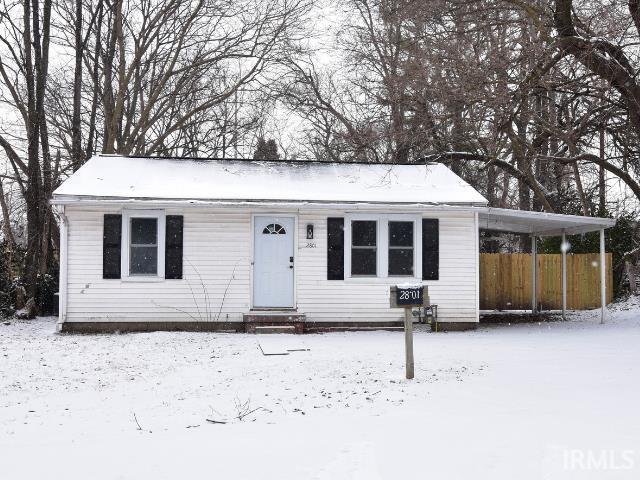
[422,218,439,280]
[327,217,344,280]
[103,214,122,279]
[165,215,183,279]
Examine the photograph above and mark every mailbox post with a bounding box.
[390,285,428,380]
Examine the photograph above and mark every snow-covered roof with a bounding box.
[52,155,488,205]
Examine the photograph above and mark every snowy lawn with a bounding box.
[2,300,640,480]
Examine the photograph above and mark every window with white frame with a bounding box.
[130,218,158,275]
[345,215,420,279]
[122,210,165,279]
[388,221,414,276]
[351,220,377,276]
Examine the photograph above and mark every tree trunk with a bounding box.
[71,0,83,170]
[23,0,42,308]
[22,0,52,314]
[599,123,606,215]
[568,143,589,216]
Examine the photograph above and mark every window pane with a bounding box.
[352,221,376,246]
[389,221,413,247]
[131,218,157,245]
[130,246,158,275]
[351,248,376,276]
[389,248,413,276]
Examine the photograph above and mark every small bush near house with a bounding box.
[36,273,58,316]
[0,241,58,317]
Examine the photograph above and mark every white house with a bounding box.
[51,155,615,333]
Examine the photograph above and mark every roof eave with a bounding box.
[50,194,488,208]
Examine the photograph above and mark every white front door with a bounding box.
[253,216,295,308]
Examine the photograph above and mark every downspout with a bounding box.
[54,205,68,332]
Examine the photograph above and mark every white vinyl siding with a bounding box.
[65,207,251,322]
[63,205,478,324]
[296,210,477,323]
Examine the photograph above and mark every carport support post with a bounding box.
[531,235,537,315]
[562,231,567,320]
[600,228,606,324]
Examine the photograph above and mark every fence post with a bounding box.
[600,228,606,324]
[562,231,567,320]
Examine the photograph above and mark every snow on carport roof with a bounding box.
[476,207,616,236]
[51,155,488,205]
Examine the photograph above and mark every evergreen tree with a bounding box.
[252,137,280,160]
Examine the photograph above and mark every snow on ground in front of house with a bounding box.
[2,300,640,480]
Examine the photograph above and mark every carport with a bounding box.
[474,207,617,322]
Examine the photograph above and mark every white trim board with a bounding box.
[343,213,422,282]
[121,209,166,282]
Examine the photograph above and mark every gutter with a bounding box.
[50,196,488,210]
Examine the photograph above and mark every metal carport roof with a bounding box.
[475,207,616,237]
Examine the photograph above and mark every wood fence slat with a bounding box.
[479,253,613,311]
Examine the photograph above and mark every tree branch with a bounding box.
[420,152,555,212]
[542,153,640,203]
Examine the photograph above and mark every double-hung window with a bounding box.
[345,215,421,280]
[351,220,377,276]
[130,218,158,275]
[388,221,414,276]
[121,210,166,280]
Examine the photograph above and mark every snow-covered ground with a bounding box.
[2,300,640,480]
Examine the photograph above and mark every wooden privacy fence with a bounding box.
[480,253,613,311]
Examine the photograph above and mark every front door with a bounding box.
[253,216,295,308]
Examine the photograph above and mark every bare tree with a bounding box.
[0,0,311,314]
[282,0,640,227]
[0,0,56,313]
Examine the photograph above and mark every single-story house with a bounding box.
[51,155,616,333]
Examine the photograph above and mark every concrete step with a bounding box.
[243,312,306,334]
[253,325,297,334]
[243,312,306,323]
